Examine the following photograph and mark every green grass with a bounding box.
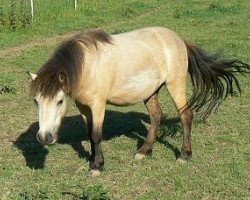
[0,0,250,199]
[0,0,157,48]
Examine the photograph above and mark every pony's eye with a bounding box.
[57,99,64,105]
[34,99,38,105]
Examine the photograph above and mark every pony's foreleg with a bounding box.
[166,81,193,162]
[135,93,163,160]
[88,103,106,175]
[75,101,105,176]
[75,102,92,135]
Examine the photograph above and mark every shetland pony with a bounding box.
[29,27,249,175]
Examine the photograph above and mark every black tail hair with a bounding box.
[185,41,249,119]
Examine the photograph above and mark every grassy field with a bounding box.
[0,0,250,199]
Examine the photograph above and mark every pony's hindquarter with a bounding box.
[185,42,250,119]
[163,38,249,162]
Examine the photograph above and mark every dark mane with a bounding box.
[30,29,112,98]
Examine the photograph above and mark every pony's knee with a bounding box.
[181,108,193,123]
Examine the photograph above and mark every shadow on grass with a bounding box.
[13,122,48,169]
[14,110,182,169]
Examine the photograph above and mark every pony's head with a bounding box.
[29,72,68,145]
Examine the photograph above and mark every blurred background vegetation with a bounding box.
[0,0,31,30]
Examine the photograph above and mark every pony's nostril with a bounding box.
[46,133,54,144]
[37,132,54,145]
[37,133,43,144]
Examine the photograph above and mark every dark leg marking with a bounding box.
[75,101,105,175]
[135,93,163,159]
[178,107,193,162]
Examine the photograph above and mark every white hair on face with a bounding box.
[35,89,67,144]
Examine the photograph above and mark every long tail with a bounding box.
[185,41,249,119]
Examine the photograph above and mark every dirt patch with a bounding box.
[0,32,80,59]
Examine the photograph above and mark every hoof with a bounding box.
[134,153,146,160]
[89,170,101,177]
[176,157,187,164]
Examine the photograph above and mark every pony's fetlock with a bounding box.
[137,144,153,156]
[135,146,152,160]
[89,158,104,172]
[178,149,192,162]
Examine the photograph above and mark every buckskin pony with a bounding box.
[29,27,249,176]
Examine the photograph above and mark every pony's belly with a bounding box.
[108,70,163,105]
[108,89,157,105]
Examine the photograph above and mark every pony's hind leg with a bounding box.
[166,79,193,162]
[135,92,163,160]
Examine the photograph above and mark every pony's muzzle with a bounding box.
[37,132,56,145]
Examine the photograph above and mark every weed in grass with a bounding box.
[18,189,49,200]
[61,185,110,200]
[78,185,110,200]
[0,84,16,94]
[120,2,151,18]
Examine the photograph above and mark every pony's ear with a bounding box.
[28,72,37,81]
[58,72,66,84]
